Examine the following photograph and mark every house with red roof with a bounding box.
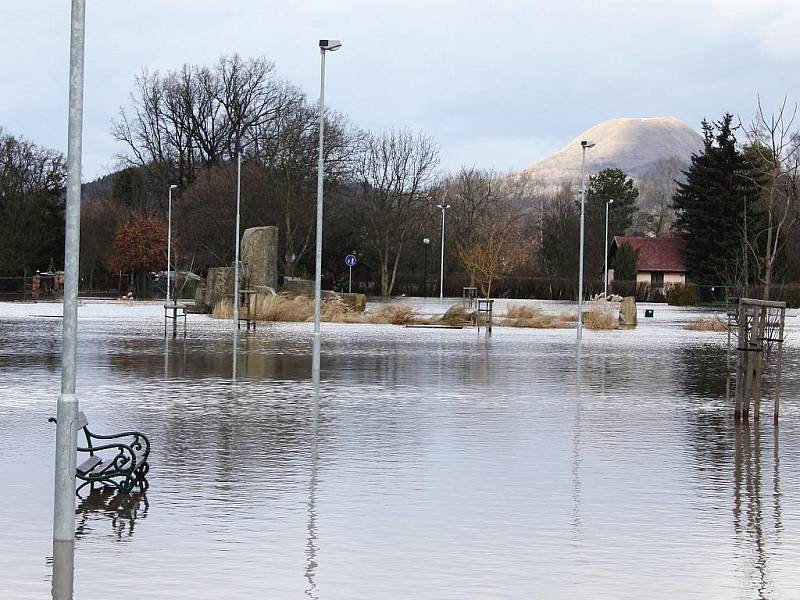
[608,236,686,287]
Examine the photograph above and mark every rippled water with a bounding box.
[2,300,800,599]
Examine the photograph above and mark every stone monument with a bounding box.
[241,226,278,290]
[619,296,637,328]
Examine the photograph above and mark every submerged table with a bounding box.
[164,303,187,338]
[237,289,258,330]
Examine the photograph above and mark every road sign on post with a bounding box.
[345,254,357,293]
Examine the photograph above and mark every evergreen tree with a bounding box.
[583,167,639,277]
[615,242,639,280]
[672,114,757,286]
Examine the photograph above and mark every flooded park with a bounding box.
[2,299,800,599]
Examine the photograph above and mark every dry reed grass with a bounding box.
[583,308,616,330]
[212,294,420,325]
[439,305,474,326]
[502,304,563,328]
[686,316,727,332]
[370,303,420,325]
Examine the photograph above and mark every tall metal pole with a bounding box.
[167,185,175,304]
[54,0,85,544]
[312,49,327,374]
[577,146,587,340]
[438,206,448,300]
[603,199,611,301]
[423,239,429,298]
[233,153,242,327]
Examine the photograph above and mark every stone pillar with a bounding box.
[206,267,235,309]
[241,226,278,290]
[619,296,637,328]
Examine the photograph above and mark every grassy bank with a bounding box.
[213,296,621,330]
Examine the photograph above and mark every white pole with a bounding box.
[604,200,610,301]
[439,206,448,300]
[54,0,85,544]
[577,146,587,340]
[312,49,327,373]
[349,265,352,294]
[167,185,174,304]
[233,152,242,326]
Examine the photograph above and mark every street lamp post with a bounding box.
[436,204,450,300]
[604,199,614,301]
[54,0,85,546]
[233,153,242,327]
[167,184,178,304]
[313,39,342,374]
[422,237,430,297]
[577,140,595,340]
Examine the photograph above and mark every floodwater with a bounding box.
[1,299,800,599]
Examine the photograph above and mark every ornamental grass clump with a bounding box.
[439,305,474,326]
[370,303,420,325]
[686,316,727,332]
[502,304,561,328]
[583,308,616,330]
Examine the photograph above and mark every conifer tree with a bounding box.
[584,167,639,277]
[672,114,757,286]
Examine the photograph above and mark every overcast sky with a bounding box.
[2,0,799,181]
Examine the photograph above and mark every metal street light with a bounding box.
[422,237,430,298]
[167,184,178,304]
[577,140,595,340]
[604,198,614,302]
[54,0,85,547]
[233,153,242,327]
[313,39,342,374]
[436,204,450,300]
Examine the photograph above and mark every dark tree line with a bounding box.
[0,128,66,275]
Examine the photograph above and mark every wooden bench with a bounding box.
[49,411,150,496]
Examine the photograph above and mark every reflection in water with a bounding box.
[572,343,583,533]
[50,540,74,600]
[75,488,149,541]
[305,368,320,599]
[733,424,782,600]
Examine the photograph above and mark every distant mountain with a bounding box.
[527,116,703,181]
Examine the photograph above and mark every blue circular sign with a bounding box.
[345,254,357,267]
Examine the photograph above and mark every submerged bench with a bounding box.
[49,411,150,495]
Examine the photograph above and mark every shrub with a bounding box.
[666,284,699,306]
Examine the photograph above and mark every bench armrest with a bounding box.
[84,430,150,462]
[77,442,139,474]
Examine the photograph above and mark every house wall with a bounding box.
[636,271,686,285]
[664,272,686,285]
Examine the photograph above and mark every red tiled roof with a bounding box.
[612,236,686,273]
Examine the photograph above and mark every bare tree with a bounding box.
[112,55,297,188]
[353,129,439,296]
[440,167,521,284]
[457,215,527,298]
[742,97,800,300]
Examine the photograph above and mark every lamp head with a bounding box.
[436,204,451,210]
[423,238,430,245]
[319,39,342,51]
[608,199,614,205]
[581,140,595,149]
[169,184,178,190]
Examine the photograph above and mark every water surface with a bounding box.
[1,300,799,599]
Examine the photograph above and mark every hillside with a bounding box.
[527,116,703,181]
